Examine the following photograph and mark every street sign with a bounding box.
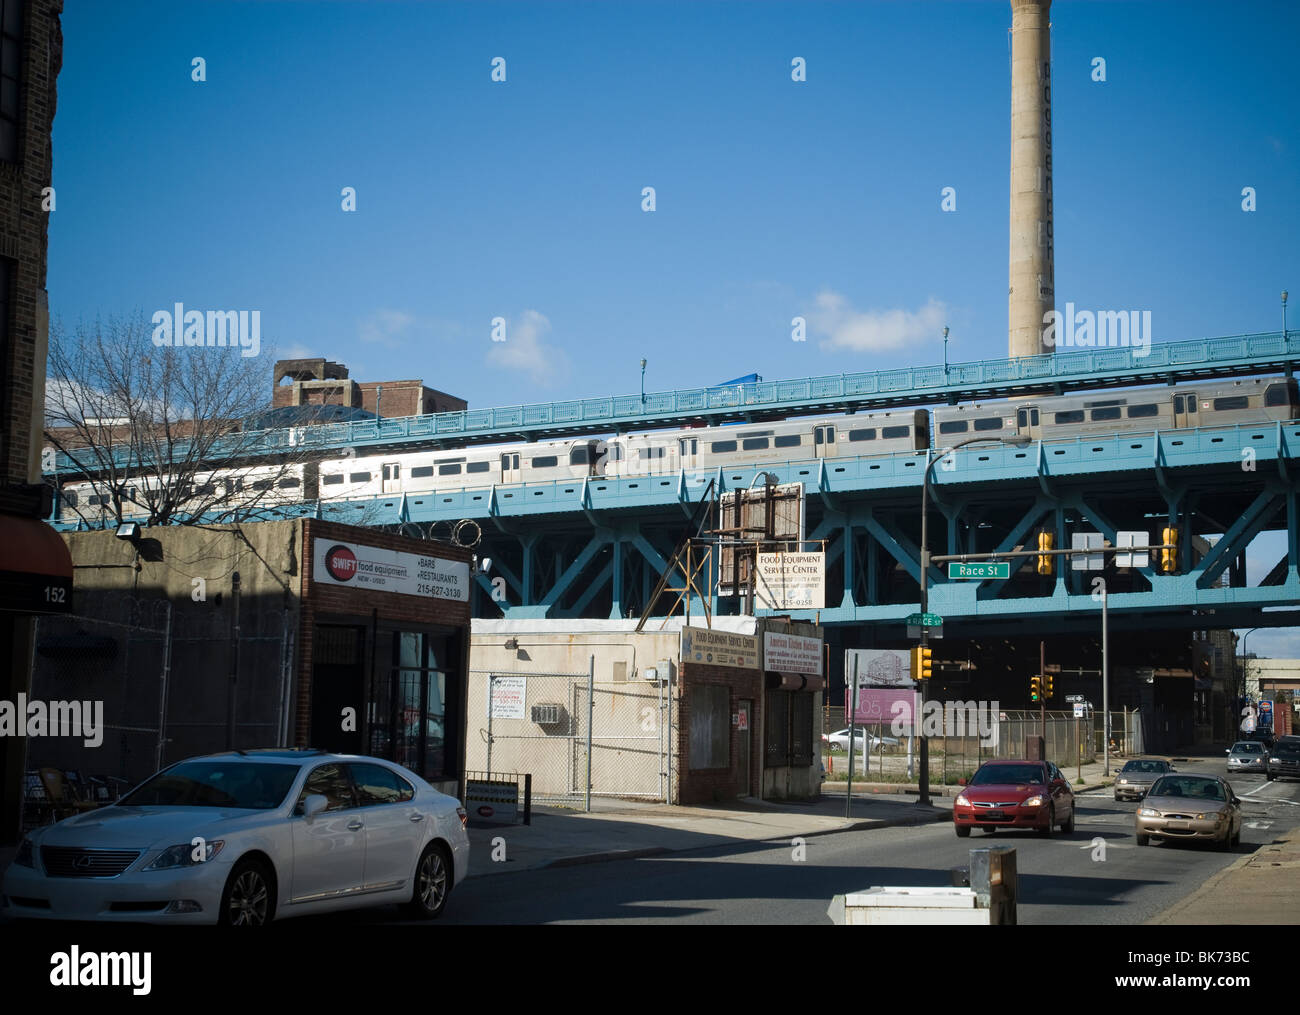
[947,562,1010,580]
[1071,532,1105,571]
[904,612,944,627]
[906,624,943,640]
[1073,703,1086,718]
[1116,531,1150,569]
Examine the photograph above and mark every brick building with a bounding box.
[0,0,66,846]
[273,357,467,419]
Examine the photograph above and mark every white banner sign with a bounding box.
[755,551,825,610]
[312,538,469,601]
[764,631,823,676]
[487,675,527,720]
[844,649,912,687]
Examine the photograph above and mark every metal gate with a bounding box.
[468,663,671,808]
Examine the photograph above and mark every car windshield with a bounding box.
[1122,760,1165,773]
[119,761,300,809]
[1149,776,1224,801]
[971,764,1042,785]
[1232,743,1262,753]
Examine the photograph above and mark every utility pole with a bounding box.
[1039,640,1046,741]
[1102,585,1110,776]
[845,655,859,819]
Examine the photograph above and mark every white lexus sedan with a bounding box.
[2,749,469,925]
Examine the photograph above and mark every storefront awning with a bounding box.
[0,515,73,614]
[768,672,825,692]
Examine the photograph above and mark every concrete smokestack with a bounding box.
[1009,0,1054,358]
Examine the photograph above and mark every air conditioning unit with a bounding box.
[531,703,562,724]
[643,659,674,681]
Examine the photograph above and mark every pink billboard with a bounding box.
[849,686,921,731]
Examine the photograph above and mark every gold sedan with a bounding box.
[1135,774,1242,850]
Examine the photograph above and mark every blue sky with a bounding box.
[50,0,1300,655]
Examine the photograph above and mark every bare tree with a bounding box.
[44,313,314,527]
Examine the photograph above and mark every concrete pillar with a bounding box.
[1009,0,1054,358]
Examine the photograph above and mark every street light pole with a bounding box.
[1283,291,1289,341]
[943,326,950,378]
[640,358,647,406]
[918,433,1032,806]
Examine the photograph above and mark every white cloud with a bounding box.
[808,290,948,353]
[359,309,417,349]
[486,310,568,385]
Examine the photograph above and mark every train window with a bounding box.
[277,477,300,489]
[774,434,801,448]
[847,429,876,441]
[1187,399,1196,413]
[1054,410,1085,424]
[409,466,434,479]
[467,461,490,474]
[939,420,968,435]
[638,447,666,461]
[814,426,835,444]
[1265,383,1294,407]
[252,480,273,491]
[62,490,78,507]
[974,417,1003,432]
[742,438,769,451]
[1090,407,1122,421]
[532,456,558,469]
[570,447,589,465]
[1213,396,1249,411]
[439,463,462,475]
[322,474,344,485]
[349,472,371,483]
[1127,404,1159,418]
[711,441,738,454]
[882,426,910,440]
[88,494,104,506]
[196,483,217,495]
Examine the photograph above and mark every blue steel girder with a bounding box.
[1193,487,1283,590]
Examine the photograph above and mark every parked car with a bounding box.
[1243,729,1275,751]
[1135,773,1241,850]
[1266,738,1300,781]
[823,728,900,752]
[1226,740,1268,773]
[953,759,1075,838]
[1114,758,1175,801]
[2,749,470,925]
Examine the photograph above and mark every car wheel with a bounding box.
[1136,832,1149,847]
[1037,806,1054,836]
[1062,806,1075,834]
[405,842,453,919]
[955,825,971,838]
[219,856,275,927]
[1217,827,1232,852]
[1231,823,1241,847]
[1267,772,1275,781]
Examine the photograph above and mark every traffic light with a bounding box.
[1037,530,1054,575]
[1030,675,1042,702]
[1044,674,1054,699]
[910,645,933,682]
[1160,526,1179,574]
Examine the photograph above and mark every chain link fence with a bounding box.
[465,668,670,808]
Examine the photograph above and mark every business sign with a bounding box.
[844,649,912,688]
[849,686,921,729]
[312,538,469,601]
[764,631,823,676]
[465,778,518,824]
[680,626,761,670]
[486,675,526,720]
[1260,700,1274,729]
[755,551,825,610]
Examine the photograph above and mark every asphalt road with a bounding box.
[339,757,1300,926]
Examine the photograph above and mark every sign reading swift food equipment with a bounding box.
[312,539,469,601]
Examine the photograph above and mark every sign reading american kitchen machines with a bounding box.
[754,551,825,610]
[680,626,760,669]
[763,631,823,676]
[312,539,469,601]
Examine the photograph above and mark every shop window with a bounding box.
[765,690,790,768]
[790,693,813,766]
[766,689,814,767]
[689,684,729,769]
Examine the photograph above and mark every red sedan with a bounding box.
[953,759,1075,837]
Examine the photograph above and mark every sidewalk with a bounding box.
[1148,824,1300,924]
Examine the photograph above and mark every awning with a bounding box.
[767,672,825,692]
[0,515,73,614]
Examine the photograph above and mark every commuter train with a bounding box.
[54,375,1300,525]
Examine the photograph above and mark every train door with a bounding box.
[1016,405,1042,441]
[1173,391,1198,430]
[501,452,521,484]
[382,462,401,494]
[813,424,836,457]
[679,437,699,469]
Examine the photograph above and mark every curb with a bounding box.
[546,846,672,868]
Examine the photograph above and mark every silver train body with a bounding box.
[55,376,1300,525]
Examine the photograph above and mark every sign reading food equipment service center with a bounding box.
[755,551,825,610]
[681,626,761,670]
[312,539,469,601]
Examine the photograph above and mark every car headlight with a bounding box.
[144,840,225,870]
[1271,757,1280,763]
[13,837,34,868]
[1022,795,1044,808]
[1138,807,1160,817]
[1119,778,1129,784]
[954,794,970,807]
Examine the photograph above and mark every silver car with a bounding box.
[1114,758,1174,801]
[1226,740,1267,773]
